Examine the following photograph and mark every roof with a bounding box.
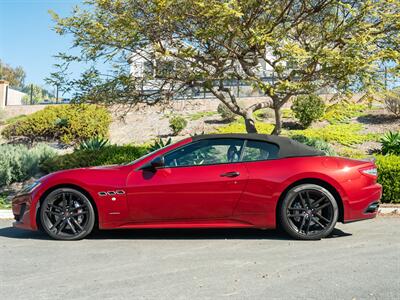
[191,133,325,158]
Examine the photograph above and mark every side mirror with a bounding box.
[150,156,165,168]
[138,156,165,171]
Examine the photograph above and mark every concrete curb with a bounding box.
[0,210,13,220]
[379,204,400,215]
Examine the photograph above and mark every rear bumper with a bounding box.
[343,183,382,223]
[12,194,36,230]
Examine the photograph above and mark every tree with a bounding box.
[51,0,400,134]
[0,60,26,89]
[22,84,45,104]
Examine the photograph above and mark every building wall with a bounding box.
[7,88,26,105]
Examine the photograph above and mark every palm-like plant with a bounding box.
[77,137,110,151]
[148,138,172,152]
[380,131,400,155]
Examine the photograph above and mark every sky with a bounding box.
[0,0,84,95]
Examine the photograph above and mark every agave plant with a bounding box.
[148,137,172,152]
[77,137,110,151]
[380,131,400,155]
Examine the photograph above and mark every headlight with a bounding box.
[20,181,41,194]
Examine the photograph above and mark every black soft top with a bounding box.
[191,133,325,158]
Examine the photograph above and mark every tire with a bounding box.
[40,188,95,240]
[279,184,338,240]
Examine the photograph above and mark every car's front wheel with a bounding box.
[279,184,338,240]
[40,188,95,240]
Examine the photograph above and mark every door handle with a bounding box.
[220,171,240,178]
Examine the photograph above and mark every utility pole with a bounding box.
[56,84,59,103]
[30,84,33,105]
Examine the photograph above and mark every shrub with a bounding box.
[169,115,187,135]
[77,137,110,151]
[0,193,11,209]
[291,135,336,156]
[375,155,400,203]
[40,145,148,173]
[289,124,377,146]
[2,104,111,144]
[148,137,172,152]
[323,101,368,124]
[380,131,400,155]
[0,144,56,185]
[217,103,236,122]
[291,94,325,128]
[384,90,400,117]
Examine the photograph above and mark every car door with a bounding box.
[233,140,281,224]
[126,138,249,221]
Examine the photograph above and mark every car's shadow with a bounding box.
[0,226,352,241]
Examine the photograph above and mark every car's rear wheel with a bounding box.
[40,188,95,240]
[279,184,338,240]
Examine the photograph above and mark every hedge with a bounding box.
[2,104,111,144]
[375,155,400,203]
[0,144,56,186]
[40,144,148,173]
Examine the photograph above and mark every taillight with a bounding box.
[359,167,378,177]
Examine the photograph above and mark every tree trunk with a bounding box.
[244,111,258,133]
[271,106,282,135]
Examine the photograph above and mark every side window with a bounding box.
[164,139,244,167]
[242,140,279,161]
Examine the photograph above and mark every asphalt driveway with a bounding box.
[0,217,399,300]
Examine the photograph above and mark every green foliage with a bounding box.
[189,111,217,121]
[217,121,275,134]
[384,90,400,117]
[380,131,400,155]
[2,104,111,144]
[0,144,56,186]
[4,114,27,125]
[281,109,294,119]
[217,103,236,122]
[323,101,368,124]
[0,193,11,209]
[77,136,110,151]
[40,145,148,173]
[291,135,336,156]
[375,155,400,203]
[148,137,172,152]
[337,147,366,159]
[289,124,377,146]
[291,95,325,128]
[169,115,187,135]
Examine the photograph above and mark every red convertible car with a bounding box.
[12,134,382,240]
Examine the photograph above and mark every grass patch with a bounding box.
[5,114,27,125]
[323,102,368,124]
[289,124,377,146]
[217,120,276,134]
[189,111,217,121]
[282,108,294,119]
[336,147,367,158]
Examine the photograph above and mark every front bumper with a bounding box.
[12,194,36,230]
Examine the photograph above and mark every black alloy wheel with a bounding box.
[40,188,95,240]
[280,184,338,240]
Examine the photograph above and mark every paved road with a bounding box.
[1,217,399,300]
